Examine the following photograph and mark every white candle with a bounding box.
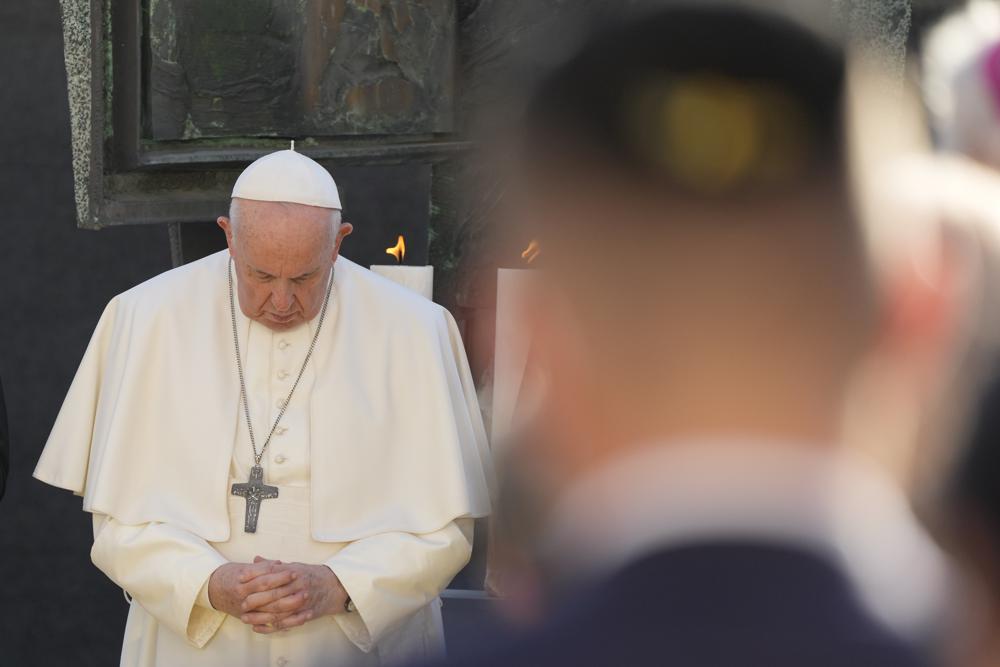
[491,268,537,449]
[370,264,435,300]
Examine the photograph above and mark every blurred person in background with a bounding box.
[0,377,7,502]
[912,2,1000,664]
[420,4,968,666]
[923,0,1000,167]
[943,370,1000,667]
[866,154,1000,667]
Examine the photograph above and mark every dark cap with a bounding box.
[522,4,847,196]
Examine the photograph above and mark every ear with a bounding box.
[217,216,235,254]
[845,230,972,489]
[877,230,966,389]
[332,222,354,258]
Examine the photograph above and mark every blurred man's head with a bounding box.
[507,6,955,484]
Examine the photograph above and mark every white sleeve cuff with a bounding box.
[183,556,229,648]
[333,606,374,653]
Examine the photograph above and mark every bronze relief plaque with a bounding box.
[147,0,456,140]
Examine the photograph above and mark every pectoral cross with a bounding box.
[231,465,279,533]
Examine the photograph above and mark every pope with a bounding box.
[34,149,494,667]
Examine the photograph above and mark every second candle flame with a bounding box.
[386,235,406,263]
[521,240,540,264]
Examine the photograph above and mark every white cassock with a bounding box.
[34,250,494,667]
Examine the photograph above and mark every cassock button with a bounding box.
[276,426,288,436]
[278,340,290,350]
[274,454,287,464]
[277,658,288,667]
[276,398,287,409]
[276,369,289,380]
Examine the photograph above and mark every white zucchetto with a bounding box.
[232,149,342,210]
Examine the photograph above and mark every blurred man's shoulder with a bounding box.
[426,544,930,667]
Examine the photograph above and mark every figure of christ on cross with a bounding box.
[231,465,279,533]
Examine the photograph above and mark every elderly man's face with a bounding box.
[218,199,353,331]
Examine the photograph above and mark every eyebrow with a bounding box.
[249,265,319,280]
[293,269,319,280]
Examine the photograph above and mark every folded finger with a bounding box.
[244,570,297,595]
[253,591,309,614]
[241,611,282,626]
[274,609,314,631]
[242,583,303,612]
[250,619,293,635]
[239,560,279,583]
[252,624,282,635]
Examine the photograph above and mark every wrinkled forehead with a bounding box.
[233,198,338,241]
[230,198,337,265]
[231,198,339,226]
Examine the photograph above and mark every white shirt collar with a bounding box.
[541,439,951,639]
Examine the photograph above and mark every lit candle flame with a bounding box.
[521,240,540,264]
[386,235,406,264]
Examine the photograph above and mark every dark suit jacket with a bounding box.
[433,542,928,667]
[0,378,7,501]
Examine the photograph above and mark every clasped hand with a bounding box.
[208,556,348,634]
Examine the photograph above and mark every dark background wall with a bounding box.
[0,3,172,665]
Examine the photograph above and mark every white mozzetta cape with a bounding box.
[35,250,493,542]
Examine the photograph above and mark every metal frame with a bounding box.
[61,0,468,230]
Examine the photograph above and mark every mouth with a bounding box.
[268,312,299,324]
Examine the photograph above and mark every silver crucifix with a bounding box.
[231,465,279,533]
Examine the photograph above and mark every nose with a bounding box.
[271,283,293,312]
